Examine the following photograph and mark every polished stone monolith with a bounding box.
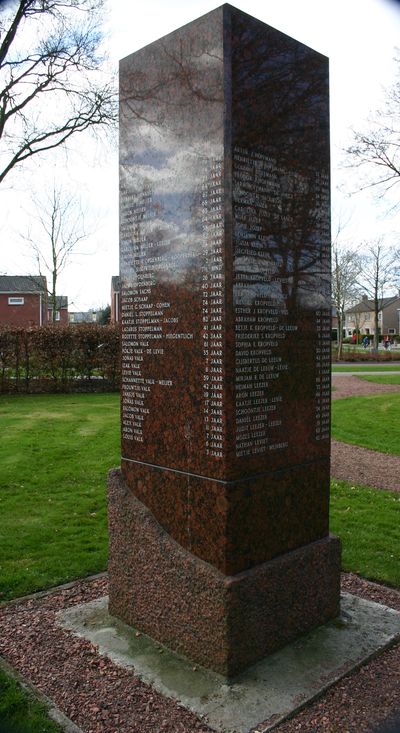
[109,3,341,677]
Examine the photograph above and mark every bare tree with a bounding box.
[357,239,400,351]
[23,185,89,320]
[331,241,362,359]
[0,0,117,184]
[345,54,400,207]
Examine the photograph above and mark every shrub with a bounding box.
[332,349,399,363]
[0,324,120,394]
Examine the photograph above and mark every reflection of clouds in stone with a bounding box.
[122,122,171,159]
[121,134,223,206]
[120,242,136,288]
[119,34,224,290]
[234,281,284,306]
[120,165,140,193]
[120,133,223,286]
[297,288,330,309]
[122,136,222,195]
[298,274,331,309]
[142,217,180,240]
[233,250,331,309]
[234,275,330,309]
[141,218,201,286]
[234,254,284,305]
[234,254,281,277]
[122,119,222,161]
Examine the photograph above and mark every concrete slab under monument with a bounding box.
[58,592,400,733]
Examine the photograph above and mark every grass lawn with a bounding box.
[0,394,399,728]
[330,480,400,587]
[0,667,62,733]
[357,374,400,385]
[1,392,400,729]
[1,392,399,602]
[331,393,400,455]
[0,393,120,601]
[332,364,400,372]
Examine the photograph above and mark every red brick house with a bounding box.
[47,295,69,324]
[0,275,48,327]
[111,275,121,323]
[0,276,68,327]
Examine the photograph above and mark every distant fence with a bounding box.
[0,324,120,393]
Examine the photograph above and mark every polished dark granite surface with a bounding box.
[119,4,332,570]
[119,4,330,484]
[113,6,340,673]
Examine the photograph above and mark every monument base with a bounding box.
[108,469,341,677]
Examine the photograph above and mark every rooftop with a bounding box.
[0,275,47,293]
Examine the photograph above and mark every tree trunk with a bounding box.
[337,314,343,360]
[373,311,379,353]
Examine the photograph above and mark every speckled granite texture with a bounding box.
[114,4,341,676]
[108,469,341,677]
[121,458,330,575]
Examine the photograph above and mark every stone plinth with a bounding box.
[111,2,341,676]
[108,470,341,677]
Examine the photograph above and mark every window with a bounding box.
[55,311,61,321]
[8,297,24,305]
[388,328,395,335]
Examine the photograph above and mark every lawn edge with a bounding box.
[0,656,84,733]
[0,571,108,609]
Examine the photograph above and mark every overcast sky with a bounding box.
[2,0,400,310]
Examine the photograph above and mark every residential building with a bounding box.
[345,294,400,338]
[111,276,120,323]
[0,275,48,327]
[331,305,338,338]
[69,310,98,324]
[47,295,69,324]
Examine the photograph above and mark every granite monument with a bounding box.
[108,3,341,677]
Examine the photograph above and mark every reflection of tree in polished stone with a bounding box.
[112,5,340,678]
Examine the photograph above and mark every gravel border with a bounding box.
[0,656,83,733]
[331,374,400,400]
[1,574,400,733]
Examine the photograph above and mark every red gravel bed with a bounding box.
[331,440,400,493]
[1,575,400,733]
[0,578,211,733]
[331,375,400,401]
[272,574,400,733]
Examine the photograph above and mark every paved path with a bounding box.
[331,440,400,493]
[332,374,400,400]
[333,370,400,376]
[331,375,400,492]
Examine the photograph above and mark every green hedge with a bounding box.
[0,324,120,393]
[331,349,399,363]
